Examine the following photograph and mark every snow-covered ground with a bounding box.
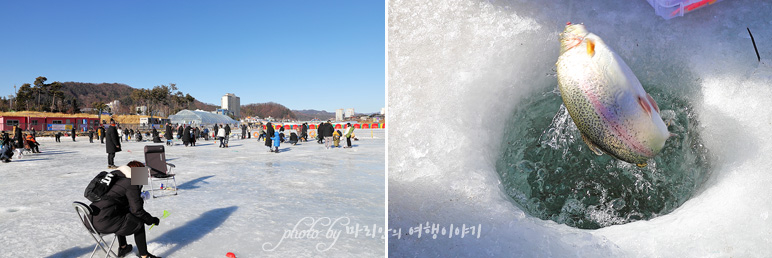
[0,129,384,257]
[389,0,772,257]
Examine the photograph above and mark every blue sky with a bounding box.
[0,1,384,113]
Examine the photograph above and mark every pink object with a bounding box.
[226,252,236,258]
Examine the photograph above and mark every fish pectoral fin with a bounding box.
[586,39,595,57]
[581,134,604,156]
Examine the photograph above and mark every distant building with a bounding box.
[0,114,99,132]
[136,106,147,115]
[221,93,240,118]
[345,108,355,118]
[336,109,344,121]
[106,100,120,114]
[380,107,385,115]
[214,109,235,117]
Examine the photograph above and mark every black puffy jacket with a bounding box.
[105,125,120,153]
[322,123,334,137]
[90,167,154,235]
[165,126,173,140]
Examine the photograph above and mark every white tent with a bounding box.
[168,109,238,126]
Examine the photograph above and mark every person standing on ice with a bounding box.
[99,124,106,144]
[264,122,274,151]
[71,126,77,142]
[88,127,95,143]
[90,160,162,258]
[211,124,218,141]
[323,121,334,149]
[301,123,309,142]
[176,124,184,140]
[182,124,191,147]
[165,123,173,146]
[14,126,24,150]
[192,126,199,146]
[256,123,265,141]
[344,123,354,148]
[279,126,285,143]
[224,124,231,147]
[105,119,121,169]
[271,130,281,153]
[317,122,324,144]
[189,126,197,146]
[217,124,227,148]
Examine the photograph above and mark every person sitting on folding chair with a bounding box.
[90,160,161,258]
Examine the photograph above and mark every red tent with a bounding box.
[334,124,342,129]
[356,124,363,129]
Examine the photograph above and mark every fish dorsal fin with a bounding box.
[586,39,595,57]
[581,133,604,156]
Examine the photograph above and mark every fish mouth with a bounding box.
[559,25,588,54]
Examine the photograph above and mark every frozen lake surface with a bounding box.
[0,129,384,257]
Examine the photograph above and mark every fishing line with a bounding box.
[747,27,760,62]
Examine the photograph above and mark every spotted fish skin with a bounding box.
[555,24,670,165]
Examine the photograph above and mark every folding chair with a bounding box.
[144,145,177,198]
[72,201,119,258]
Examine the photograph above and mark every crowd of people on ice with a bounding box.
[0,119,359,163]
[0,118,364,258]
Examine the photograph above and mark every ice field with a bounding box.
[0,129,384,257]
[389,0,772,256]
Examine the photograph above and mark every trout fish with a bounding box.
[555,23,670,167]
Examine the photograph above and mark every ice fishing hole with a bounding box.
[495,87,711,229]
